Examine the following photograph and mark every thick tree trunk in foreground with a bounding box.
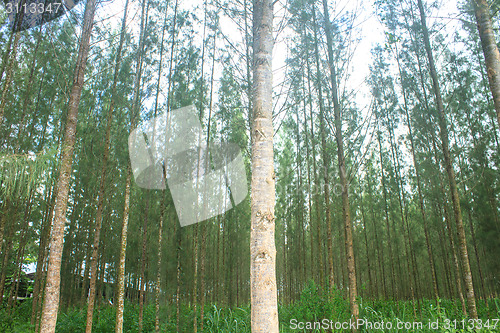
[321,0,358,322]
[473,0,500,128]
[250,0,278,331]
[416,0,477,319]
[39,0,97,331]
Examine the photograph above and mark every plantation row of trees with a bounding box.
[0,0,499,331]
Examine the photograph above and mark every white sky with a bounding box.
[81,0,465,125]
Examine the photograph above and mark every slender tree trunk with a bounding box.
[17,24,43,150]
[152,5,169,332]
[377,129,397,299]
[85,3,129,331]
[39,0,97,330]
[138,198,150,333]
[0,31,14,83]
[0,214,15,301]
[302,84,315,281]
[367,174,385,298]
[31,183,55,326]
[0,32,20,128]
[394,52,439,301]
[250,0,278,330]
[115,169,132,333]
[473,0,500,128]
[321,0,358,320]
[155,202,165,333]
[360,196,373,297]
[175,225,182,332]
[305,57,324,287]
[311,4,335,292]
[7,195,32,311]
[416,0,477,318]
[429,134,467,315]
[116,0,148,330]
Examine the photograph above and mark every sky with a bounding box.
[82,0,465,125]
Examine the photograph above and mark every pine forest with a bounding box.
[0,0,499,331]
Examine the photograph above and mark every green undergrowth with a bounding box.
[1,284,499,332]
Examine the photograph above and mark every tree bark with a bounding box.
[39,0,97,330]
[85,2,129,331]
[473,0,500,128]
[310,4,335,292]
[138,198,150,333]
[115,169,132,333]
[416,0,477,318]
[321,0,358,321]
[250,0,279,331]
[116,0,148,329]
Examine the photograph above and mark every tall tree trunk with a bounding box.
[310,3,335,292]
[0,211,15,301]
[416,0,477,318]
[175,225,182,332]
[155,202,166,333]
[305,56,324,287]
[85,2,129,331]
[138,198,150,333]
[430,133,467,315]
[116,0,148,329]
[31,184,55,327]
[250,0,278,331]
[473,0,500,128]
[115,170,132,333]
[302,80,315,281]
[321,0,358,320]
[0,31,20,128]
[377,129,397,299]
[39,0,97,330]
[360,196,373,297]
[153,5,169,332]
[393,47,439,301]
[367,173,386,299]
[8,194,32,311]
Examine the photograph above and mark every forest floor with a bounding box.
[1,284,499,332]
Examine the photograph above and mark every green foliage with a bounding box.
[203,304,250,332]
[0,148,58,199]
[3,293,500,332]
[0,299,34,333]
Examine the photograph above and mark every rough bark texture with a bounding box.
[473,0,500,127]
[416,0,477,319]
[250,0,279,331]
[39,0,97,331]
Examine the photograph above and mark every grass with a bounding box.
[1,284,498,332]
